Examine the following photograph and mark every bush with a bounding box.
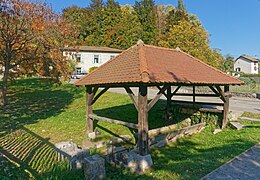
[89,66,98,73]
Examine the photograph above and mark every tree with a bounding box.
[158,20,223,68]
[223,55,235,72]
[62,6,91,41]
[134,0,157,44]
[0,0,78,106]
[177,0,187,13]
[84,0,105,46]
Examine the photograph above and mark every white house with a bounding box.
[234,55,259,74]
[63,46,122,74]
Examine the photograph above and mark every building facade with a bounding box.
[63,46,122,74]
[234,55,259,74]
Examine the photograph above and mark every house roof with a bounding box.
[238,55,259,62]
[75,41,243,86]
[64,46,123,53]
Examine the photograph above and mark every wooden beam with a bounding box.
[215,85,226,102]
[156,86,167,98]
[166,86,172,119]
[91,87,109,105]
[208,86,220,96]
[174,93,219,97]
[171,86,181,97]
[124,86,138,110]
[222,85,230,128]
[172,100,224,106]
[193,86,196,107]
[86,86,94,134]
[89,114,138,129]
[92,86,99,96]
[148,85,168,111]
[137,84,149,156]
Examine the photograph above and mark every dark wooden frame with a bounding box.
[85,83,230,155]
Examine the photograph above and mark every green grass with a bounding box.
[0,78,260,179]
[242,112,260,119]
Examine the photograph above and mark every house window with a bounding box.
[110,55,115,60]
[93,55,100,63]
[235,67,241,72]
[254,66,257,71]
[74,54,81,63]
[76,68,81,74]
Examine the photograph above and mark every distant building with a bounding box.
[234,55,259,74]
[63,46,122,74]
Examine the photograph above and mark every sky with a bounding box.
[45,0,260,59]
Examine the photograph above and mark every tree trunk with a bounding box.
[1,63,9,106]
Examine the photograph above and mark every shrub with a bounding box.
[89,66,98,73]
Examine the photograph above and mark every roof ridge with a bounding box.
[138,43,150,82]
[144,44,179,52]
[74,44,137,86]
[176,49,244,84]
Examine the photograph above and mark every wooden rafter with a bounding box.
[124,86,138,110]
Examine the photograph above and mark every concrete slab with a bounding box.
[230,122,246,130]
[239,117,260,122]
[202,144,260,180]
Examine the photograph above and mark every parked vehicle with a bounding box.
[71,73,87,79]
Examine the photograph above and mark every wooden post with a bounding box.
[222,85,230,128]
[86,86,94,134]
[193,86,196,107]
[166,86,172,120]
[137,84,149,156]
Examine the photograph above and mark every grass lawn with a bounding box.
[0,78,260,179]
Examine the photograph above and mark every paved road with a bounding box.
[70,78,259,114]
[108,87,260,114]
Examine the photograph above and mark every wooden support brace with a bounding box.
[156,86,167,98]
[91,87,109,105]
[124,86,138,110]
[171,86,181,98]
[89,114,138,129]
[208,86,220,96]
[215,85,226,103]
[148,85,168,111]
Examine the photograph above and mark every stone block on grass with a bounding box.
[84,154,105,180]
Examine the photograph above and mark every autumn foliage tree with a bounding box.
[0,0,78,106]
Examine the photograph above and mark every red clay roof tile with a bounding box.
[75,42,243,86]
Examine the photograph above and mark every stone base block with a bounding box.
[127,152,153,173]
[84,155,105,180]
[88,132,96,140]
